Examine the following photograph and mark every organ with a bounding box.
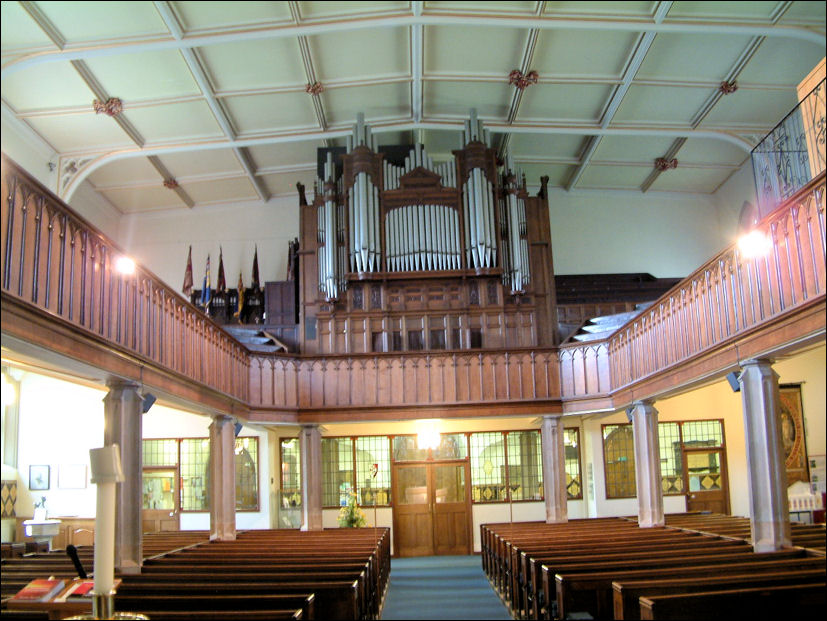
[298,110,558,355]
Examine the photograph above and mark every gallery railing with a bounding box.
[1,155,249,402]
[608,172,825,391]
[248,349,559,410]
[752,78,825,215]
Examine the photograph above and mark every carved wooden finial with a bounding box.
[296,181,307,206]
[539,175,549,199]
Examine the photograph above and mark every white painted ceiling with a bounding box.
[1,1,825,215]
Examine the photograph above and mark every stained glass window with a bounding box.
[356,436,391,506]
[602,424,636,498]
[563,428,582,499]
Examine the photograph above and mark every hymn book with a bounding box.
[10,578,66,602]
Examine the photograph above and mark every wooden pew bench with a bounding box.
[548,549,815,621]
[118,572,362,620]
[527,539,753,619]
[516,534,744,618]
[612,567,827,620]
[638,583,826,620]
[114,593,315,620]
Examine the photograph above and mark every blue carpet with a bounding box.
[381,555,512,620]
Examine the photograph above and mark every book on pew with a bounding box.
[10,578,66,602]
[54,578,121,603]
[58,580,95,601]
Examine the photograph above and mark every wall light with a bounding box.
[737,230,772,259]
[115,256,136,275]
[416,419,441,451]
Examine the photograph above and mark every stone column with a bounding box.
[102,380,142,573]
[541,415,568,523]
[739,359,791,552]
[299,424,323,531]
[209,414,237,541]
[629,401,664,527]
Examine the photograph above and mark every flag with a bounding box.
[217,246,226,292]
[234,272,245,319]
[251,245,260,291]
[182,245,193,297]
[200,254,211,308]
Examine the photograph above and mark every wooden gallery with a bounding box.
[1,2,825,620]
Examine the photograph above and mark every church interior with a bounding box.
[1,1,825,619]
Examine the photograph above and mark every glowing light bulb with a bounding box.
[737,230,771,259]
[115,256,136,274]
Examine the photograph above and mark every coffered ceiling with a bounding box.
[1,1,824,215]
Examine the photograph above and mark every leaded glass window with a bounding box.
[658,422,683,495]
[356,436,391,506]
[322,437,354,507]
[180,438,209,511]
[235,437,258,511]
[506,431,543,501]
[470,432,506,502]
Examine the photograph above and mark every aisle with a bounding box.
[380,555,513,620]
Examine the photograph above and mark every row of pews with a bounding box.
[1,528,390,620]
[481,513,826,620]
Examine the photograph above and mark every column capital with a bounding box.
[104,378,140,391]
[210,413,235,425]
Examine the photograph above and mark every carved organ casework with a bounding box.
[298,110,557,355]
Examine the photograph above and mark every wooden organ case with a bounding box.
[298,112,558,356]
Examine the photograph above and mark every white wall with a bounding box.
[548,189,727,278]
[118,196,299,299]
[14,373,105,519]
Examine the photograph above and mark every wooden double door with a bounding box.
[392,460,472,557]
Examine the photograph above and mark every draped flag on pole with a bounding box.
[252,245,260,291]
[182,245,193,297]
[217,246,226,292]
[234,272,244,319]
[200,254,212,308]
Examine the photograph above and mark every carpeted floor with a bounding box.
[381,555,513,620]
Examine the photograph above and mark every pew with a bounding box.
[549,549,813,620]
[612,567,827,620]
[114,593,315,620]
[637,583,826,620]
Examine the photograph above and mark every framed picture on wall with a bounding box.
[29,465,50,491]
[58,464,87,489]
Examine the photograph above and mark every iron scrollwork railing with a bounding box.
[752,78,825,215]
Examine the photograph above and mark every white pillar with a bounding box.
[739,359,791,552]
[300,424,323,531]
[209,414,236,541]
[541,415,568,523]
[630,401,664,527]
[102,380,142,573]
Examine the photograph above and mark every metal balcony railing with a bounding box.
[752,78,825,215]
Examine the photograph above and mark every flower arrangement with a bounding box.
[338,490,367,528]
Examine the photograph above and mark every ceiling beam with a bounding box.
[153,1,270,202]
[289,1,330,148]
[498,1,545,159]
[640,1,792,192]
[566,1,672,191]
[411,1,424,124]
[4,12,823,78]
[59,120,755,202]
